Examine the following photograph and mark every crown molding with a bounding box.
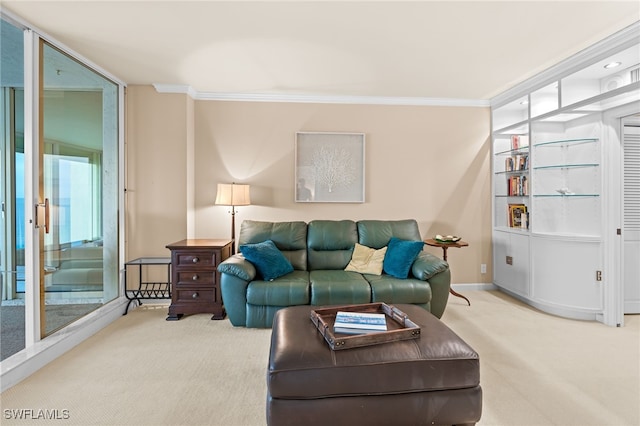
[152,84,489,107]
[152,84,198,98]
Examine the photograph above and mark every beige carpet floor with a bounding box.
[1,304,103,360]
[0,291,638,426]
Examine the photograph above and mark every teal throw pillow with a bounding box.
[383,237,424,279]
[239,240,294,281]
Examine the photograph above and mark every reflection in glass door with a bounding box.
[1,17,26,361]
[40,42,119,336]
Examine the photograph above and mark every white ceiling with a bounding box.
[2,1,639,102]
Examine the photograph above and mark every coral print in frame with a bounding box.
[295,132,365,203]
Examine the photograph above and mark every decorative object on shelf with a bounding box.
[434,234,461,243]
[295,132,365,203]
[556,187,574,195]
[215,182,251,242]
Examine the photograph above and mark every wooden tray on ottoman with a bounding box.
[310,303,421,350]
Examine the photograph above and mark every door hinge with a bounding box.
[617,228,621,235]
[596,270,602,281]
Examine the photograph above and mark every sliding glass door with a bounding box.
[39,42,119,335]
[1,15,123,360]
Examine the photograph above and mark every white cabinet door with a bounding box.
[493,230,529,297]
[531,236,603,312]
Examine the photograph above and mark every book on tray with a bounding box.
[333,311,388,335]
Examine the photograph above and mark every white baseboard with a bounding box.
[624,301,640,314]
[0,297,128,392]
[451,283,498,291]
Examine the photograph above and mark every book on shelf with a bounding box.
[510,135,529,151]
[334,311,388,334]
[504,154,528,173]
[508,204,528,229]
[517,154,529,171]
[507,175,528,196]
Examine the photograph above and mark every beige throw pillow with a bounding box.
[344,243,387,275]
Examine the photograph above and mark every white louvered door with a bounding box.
[624,123,640,314]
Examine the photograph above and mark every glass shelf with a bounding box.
[495,170,529,175]
[533,138,598,148]
[495,226,529,234]
[495,147,530,156]
[533,163,599,170]
[533,194,599,197]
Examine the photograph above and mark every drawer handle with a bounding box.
[192,257,199,263]
[192,274,199,281]
[192,292,199,299]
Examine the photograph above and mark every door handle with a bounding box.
[35,198,50,234]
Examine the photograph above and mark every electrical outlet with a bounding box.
[480,264,487,274]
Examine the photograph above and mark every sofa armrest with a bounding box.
[411,252,448,281]
[411,252,450,318]
[218,254,257,282]
[219,255,256,327]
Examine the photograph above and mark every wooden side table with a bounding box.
[423,239,471,306]
[165,239,233,320]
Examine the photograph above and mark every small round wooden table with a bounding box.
[424,239,471,306]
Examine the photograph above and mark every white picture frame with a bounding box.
[295,132,365,203]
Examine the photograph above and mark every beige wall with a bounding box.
[125,86,193,258]
[126,85,493,284]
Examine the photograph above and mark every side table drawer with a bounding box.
[174,288,215,304]
[175,271,215,287]
[174,250,218,269]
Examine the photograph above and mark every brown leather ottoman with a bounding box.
[267,304,482,426]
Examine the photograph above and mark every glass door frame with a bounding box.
[23,27,40,344]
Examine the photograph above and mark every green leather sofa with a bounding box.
[218,219,451,328]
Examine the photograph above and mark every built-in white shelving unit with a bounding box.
[491,22,640,325]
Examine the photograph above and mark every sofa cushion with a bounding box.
[344,243,387,275]
[239,220,308,270]
[309,270,371,305]
[246,271,310,306]
[307,220,357,270]
[357,219,422,249]
[240,240,294,281]
[366,274,432,304]
[383,238,424,279]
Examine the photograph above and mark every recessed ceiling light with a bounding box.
[604,62,621,69]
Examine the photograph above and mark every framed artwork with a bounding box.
[295,132,365,203]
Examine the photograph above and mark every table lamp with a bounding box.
[215,183,251,242]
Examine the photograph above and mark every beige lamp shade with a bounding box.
[215,183,251,206]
